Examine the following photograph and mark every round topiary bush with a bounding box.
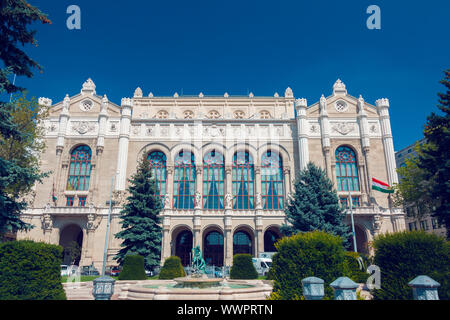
[159,256,186,279]
[269,230,347,300]
[344,251,369,284]
[372,231,449,300]
[230,254,258,280]
[0,240,67,300]
[118,255,147,280]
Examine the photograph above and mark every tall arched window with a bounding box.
[232,152,255,210]
[173,151,196,209]
[233,231,253,255]
[148,151,167,205]
[261,151,284,210]
[67,145,92,191]
[335,146,360,191]
[203,151,225,210]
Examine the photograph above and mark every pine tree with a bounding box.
[0,1,51,234]
[114,155,163,270]
[417,69,450,238]
[281,162,351,245]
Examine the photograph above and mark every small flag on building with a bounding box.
[372,178,394,194]
[52,183,58,202]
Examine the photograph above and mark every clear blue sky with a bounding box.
[15,0,450,150]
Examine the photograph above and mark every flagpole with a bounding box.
[348,190,358,252]
[102,173,116,276]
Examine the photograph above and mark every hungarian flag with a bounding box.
[52,183,58,202]
[372,178,394,194]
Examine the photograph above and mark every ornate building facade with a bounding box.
[18,79,405,268]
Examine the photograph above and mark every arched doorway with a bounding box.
[175,230,193,267]
[203,231,224,267]
[233,230,253,256]
[264,228,281,252]
[354,225,369,255]
[59,224,83,265]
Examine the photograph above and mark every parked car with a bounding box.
[204,266,223,278]
[61,265,69,276]
[80,265,100,276]
[145,269,153,277]
[106,266,121,277]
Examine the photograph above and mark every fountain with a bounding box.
[118,246,273,300]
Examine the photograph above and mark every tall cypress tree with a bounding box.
[418,69,450,238]
[281,162,351,245]
[114,155,163,270]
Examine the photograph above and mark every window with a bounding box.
[335,146,360,192]
[184,111,194,119]
[233,152,255,210]
[202,151,225,210]
[67,145,92,191]
[432,218,439,229]
[148,151,167,206]
[66,196,75,207]
[156,110,169,119]
[207,110,221,119]
[233,231,252,255]
[173,151,196,210]
[340,196,360,208]
[420,220,429,231]
[260,111,271,119]
[234,111,245,119]
[408,223,415,231]
[261,151,284,210]
[78,197,87,207]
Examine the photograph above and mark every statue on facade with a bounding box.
[194,191,202,209]
[164,194,171,209]
[191,245,206,277]
[225,193,233,209]
[255,193,262,209]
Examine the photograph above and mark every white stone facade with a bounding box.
[18,79,406,269]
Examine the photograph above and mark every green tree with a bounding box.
[63,241,81,265]
[0,0,51,234]
[281,162,351,245]
[114,155,163,270]
[416,69,450,237]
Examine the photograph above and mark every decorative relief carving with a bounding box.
[72,121,96,135]
[132,125,141,135]
[310,124,319,134]
[87,211,100,231]
[146,126,153,136]
[112,190,127,206]
[373,214,382,234]
[370,124,378,133]
[332,122,355,135]
[110,122,118,132]
[47,122,58,133]
[194,191,202,209]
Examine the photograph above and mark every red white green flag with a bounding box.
[372,178,394,194]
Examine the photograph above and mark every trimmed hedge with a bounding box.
[0,240,66,300]
[269,230,346,300]
[159,256,186,279]
[118,255,147,280]
[372,231,449,300]
[230,254,258,279]
[344,251,369,284]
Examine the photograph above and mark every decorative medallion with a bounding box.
[72,121,95,135]
[79,99,93,112]
[335,100,348,113]
[332,122,355,135]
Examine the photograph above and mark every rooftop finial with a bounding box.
[333,79,347,95]
[285,87,293,98]
[81,78,96,95]
[134,87,143,98]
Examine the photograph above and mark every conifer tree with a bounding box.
[417,69,450,237]
[281,162,351,245]
[114,155,163,270]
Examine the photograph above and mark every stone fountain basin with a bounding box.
[118,280,273,300]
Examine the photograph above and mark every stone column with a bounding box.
[162,216,171,262]
[295,98,309,171]
[166,165,174,206]
[225,166,233,200]
[358,96,372,204]
[54,95,70,203]
[283,168,291,199]
[319,95,332,178]
[115,98,132,191]
[224,213,233,266]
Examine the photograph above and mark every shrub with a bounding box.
[372,231,449,300]
[159,256,186,279]
[118,255,147,280]
[0,240,66,300]
[344,251,369,284]
[230,254,258,279]
[269,230,346,300]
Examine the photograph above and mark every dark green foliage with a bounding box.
[344,251,369,283]
[0,240,66,300]
[281,162,351,246]
[159,256,186,279]
[0,0,51,234]
[417,70,450,238]
[118,255,147,280]
[114,155,163,270]
[63,241,81,265]
[371,231,449,300]
[269,231,346,300]
[230,254,258,280]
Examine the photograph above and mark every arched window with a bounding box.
[233,231,253,255]
[261,151,284,210]
[203,151,225,210]
[204,231,224,266]
[148,151,167,205]
[175,230,193,267]
[173,151,196,209]
[335,146,360,191]
[67,145,92,191]
[232,152,255,210]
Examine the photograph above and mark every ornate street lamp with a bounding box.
[92,276,116,300]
